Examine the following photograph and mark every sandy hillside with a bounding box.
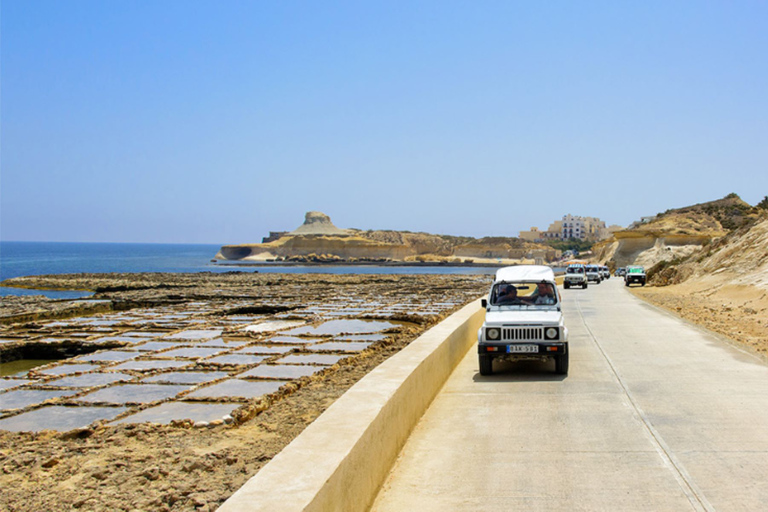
[633,214,768,354]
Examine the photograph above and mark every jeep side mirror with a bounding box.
[481,299,487,308]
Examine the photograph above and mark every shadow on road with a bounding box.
[472,359,567,383]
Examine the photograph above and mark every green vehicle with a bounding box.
[624,266,646,286]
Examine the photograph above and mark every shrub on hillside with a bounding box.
[647,257,689,286]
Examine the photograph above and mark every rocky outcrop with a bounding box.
[218,234,412,261]
[593,231,713,268]
[289,211,352,236]
[217,212,557,263]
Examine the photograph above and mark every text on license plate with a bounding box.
[507,345,538,354]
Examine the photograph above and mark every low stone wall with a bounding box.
[217,300,485,512]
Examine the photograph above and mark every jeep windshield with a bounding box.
[566,267,584,274]
[491,281,558,306]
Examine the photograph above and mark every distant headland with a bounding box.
[215,211,560,265]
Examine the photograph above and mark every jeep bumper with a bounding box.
[478,342,567,355]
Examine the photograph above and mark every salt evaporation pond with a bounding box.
[142,372,230,385]
[112,402,238,425]
[285,319,398,336]
[0,405,128,432]
[239,365,319,380]
[185,379,286,400]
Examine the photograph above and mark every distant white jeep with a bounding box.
[586,264,602,284]
[478,265,569,376]
[563,264,588,289]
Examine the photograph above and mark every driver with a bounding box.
[495,285,518,304]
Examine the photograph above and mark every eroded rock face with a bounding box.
[592,196,746,268]
[594,232,711,268]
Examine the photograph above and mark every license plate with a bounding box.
[508,345,538,354]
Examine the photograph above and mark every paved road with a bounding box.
[371,278,768,511]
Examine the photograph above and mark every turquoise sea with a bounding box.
[0,241,498,298]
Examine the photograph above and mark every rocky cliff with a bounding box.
[648,212,768,288]
[216,212,558,263]
[593,194,760,269]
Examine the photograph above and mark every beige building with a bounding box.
[518,227,542,242]
[543,220,564,240]
[561,214,607,241]
[521,216,615,242]
[520,221,564,242]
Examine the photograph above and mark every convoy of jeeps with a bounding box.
[478,262,646,376]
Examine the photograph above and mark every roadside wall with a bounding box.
[218,300,485,512]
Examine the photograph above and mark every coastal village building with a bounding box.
[520,215,621,242]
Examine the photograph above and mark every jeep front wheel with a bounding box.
[479,355,493,376]
[555,353,569,375]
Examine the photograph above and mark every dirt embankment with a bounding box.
[632,214,768,355]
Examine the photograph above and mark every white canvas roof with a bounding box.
[494,265,555,283]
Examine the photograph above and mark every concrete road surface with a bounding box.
[371,278,768,511]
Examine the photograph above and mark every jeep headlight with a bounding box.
[544,327,559,340]
[486,328,501,341]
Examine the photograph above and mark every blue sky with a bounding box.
[2,1,767,243]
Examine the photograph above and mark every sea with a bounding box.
[0,241,498,299]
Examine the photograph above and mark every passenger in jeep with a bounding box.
[533,282,557,305]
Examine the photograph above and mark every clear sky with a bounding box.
[2,1,767,244]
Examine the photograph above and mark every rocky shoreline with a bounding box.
[213,259,516,267]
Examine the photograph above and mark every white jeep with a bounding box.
[563,264,587,289]
[478,265,569,376]
[586,264,602,284]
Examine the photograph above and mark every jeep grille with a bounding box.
[502,327,543,341]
